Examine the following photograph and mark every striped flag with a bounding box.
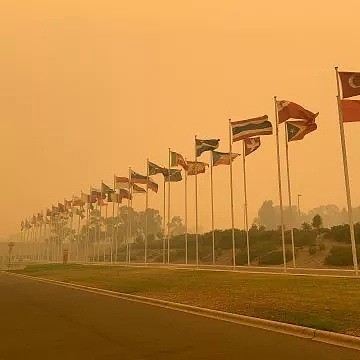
[133,184,146,194]
[231,115,272,142]
[212,151,239,166]
[114,176,130,189]
[130,170,148,184]
[164,168,182,182]
[148,179,159,193]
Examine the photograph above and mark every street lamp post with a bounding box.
[297,194,302,217]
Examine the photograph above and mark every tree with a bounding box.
[258,200,278,230]
[169,216,186,236]
[312,214,323,232]
[301,222,312,231]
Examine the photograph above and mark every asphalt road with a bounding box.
[0,273,359,360]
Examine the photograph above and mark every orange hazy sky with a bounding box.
[1,1,360,238]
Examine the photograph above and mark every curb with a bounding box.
[5,271,360,351]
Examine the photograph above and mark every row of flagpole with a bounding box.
[20,67,359,275]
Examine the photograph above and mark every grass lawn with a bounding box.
[13,264,360,337]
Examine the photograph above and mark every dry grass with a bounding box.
[14,264,360,336]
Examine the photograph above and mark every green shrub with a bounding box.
[258,249,293,265]
[324,246,355,266]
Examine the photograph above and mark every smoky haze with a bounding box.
[1,0,360,238]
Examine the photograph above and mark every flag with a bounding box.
[341,100,360,123]
[97,197,108,206]
[52,205,60,214]
[339,72,360,99]
[31,215,37,224]
[148,179,159,193]
[196,138,220,157]
[164,168,183,182]
[231,115,272,142]
[21,221,24,231]
[244,137,261,156]
[114,176,130,189]
[46,209,52,217]
[277,100,319,123]
[119,189,132,201]
[130,170,148,184]
[25,219,32,229]
[37,213,43,222]
[64,199,73,210]
[101,182,114,194]
[74,207,85,219]
[133,184,146,193]
[286,120,317,142]
[58,203,66,212]
[148,161,167,176]
[73,196,85,206]
[212,151,239,166]
[186,161,209,175]
[170,151,188,170]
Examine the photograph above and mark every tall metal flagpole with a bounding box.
[104,203,108,262]
[195,136,199,267]
[112,174,116,263]
[167,148,171,264]
[185,158,188,265]
[228,120,236,269]
[274,96,287,272]
[242,141,250,266]
[145,159,149,264]
[128,167,132,263]
[162,178,166,264]
[335,67,359,276]
[284,124,296,268]
[210,151,215,264]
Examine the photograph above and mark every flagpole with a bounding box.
[162,178,166,264]
[228,120,236,270]
[145,159,149,265]
[274,96,287,272]
[195,136,199,267]
[167,148,171,264]
[185,158,188,265]
[86,190,90,263]
[210,151,215,265]
[104,203,108,262]
[112,174,116,263]
[128,167,132,264]
[335,67,359,276]
[242,141,250,266]
[284,124,296,268]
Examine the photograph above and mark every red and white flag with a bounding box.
[341,100,360,123]
[114,176,130,189]
[277,100,318,124]
[244,137,261,156]
[339,72,360,99]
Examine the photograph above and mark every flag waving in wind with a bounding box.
[132,184,146,193]
[231,115,272,142]
[277,100,319,124]
[164,168,182,182]
[341,100,360,122]
[114,176,130,189]
[148,161,167,176]
[186,161,209,175]
[339,72,360,99]
[130,171,148,184]
[170,151,188,170]
[196,139,220,157]
[212,151,239,166]
[286,121,317,142]
[244,137,261,156]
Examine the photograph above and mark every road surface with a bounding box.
[0,272,358,360]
